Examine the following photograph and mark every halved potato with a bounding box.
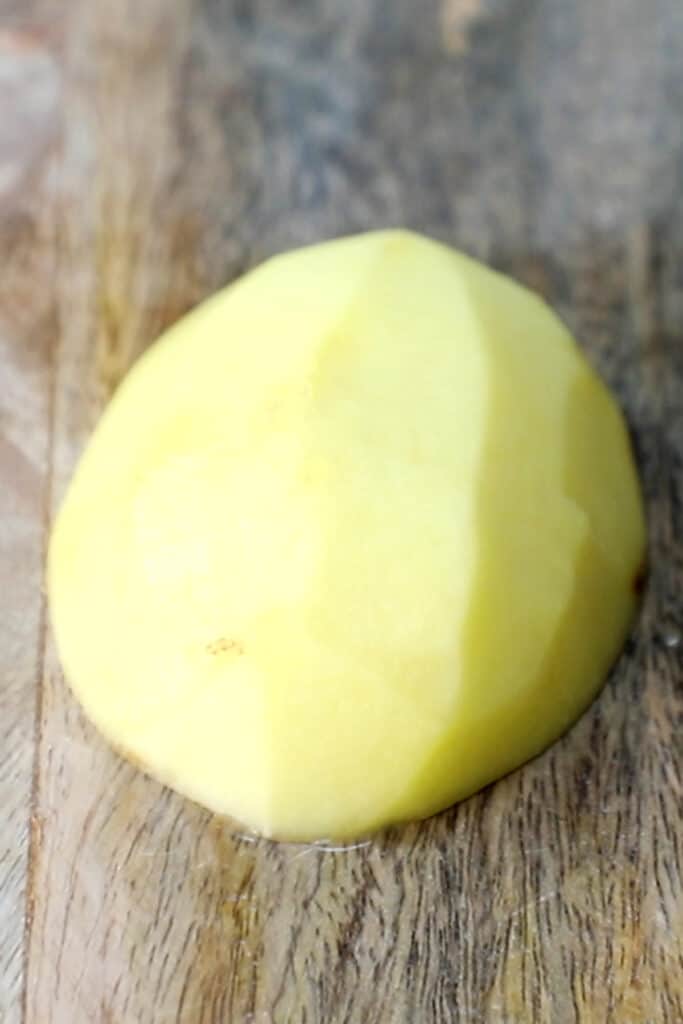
[48,231,645,839]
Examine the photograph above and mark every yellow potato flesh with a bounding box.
[48,231,645,840]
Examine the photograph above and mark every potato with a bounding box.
[48,231,645,840]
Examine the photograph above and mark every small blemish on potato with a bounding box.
[206,637,244,657]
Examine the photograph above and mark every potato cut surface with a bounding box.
[49,231,646,839]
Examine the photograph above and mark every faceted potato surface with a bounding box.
[48,231,646,840]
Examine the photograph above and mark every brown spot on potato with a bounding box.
[206,637,245,657]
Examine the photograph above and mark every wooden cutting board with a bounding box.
[2,1,682,1021]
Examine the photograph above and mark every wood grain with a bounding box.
[0,13,59,1021]
[1,0,682,1021]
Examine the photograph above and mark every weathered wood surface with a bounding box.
[1,1,682,1021]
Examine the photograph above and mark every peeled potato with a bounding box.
[48,231,645,840]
